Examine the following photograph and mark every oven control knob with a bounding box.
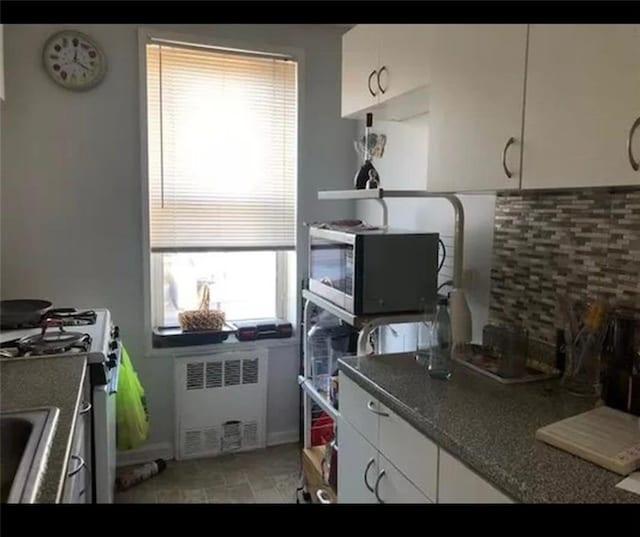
[109,340,119,351]
[107,353,118,369]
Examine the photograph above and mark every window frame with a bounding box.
[139,27,304,352]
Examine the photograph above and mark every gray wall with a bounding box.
[1,24,357,448]
[355,115,496,352]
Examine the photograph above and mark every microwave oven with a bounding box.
[308,225,439,315]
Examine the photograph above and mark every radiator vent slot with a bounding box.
[204,427,220,453]
[186,362,204,390]
[222,420,242,452]
[224,360,241,386]
[243,421,259,448]
[206,362,223,389]
[184,429,203,455]
[242,358,259,384]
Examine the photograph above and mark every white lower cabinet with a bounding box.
[438,449,513,504]
[338,373,516,504]
[374,452,432,504]
[337,417,378,503]
[338,417,430,504]
[377,400,438,502]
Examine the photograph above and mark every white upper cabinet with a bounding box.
[427,24,528,192]
[341,25,431,120]
[522,25,640,189]
[341,25,380,119]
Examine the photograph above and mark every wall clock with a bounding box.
[42,30,107,91]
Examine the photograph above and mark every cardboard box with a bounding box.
[302,446,337,503]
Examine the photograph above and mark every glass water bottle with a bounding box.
[429,297,452,380]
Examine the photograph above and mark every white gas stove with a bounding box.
[0,308,121,504]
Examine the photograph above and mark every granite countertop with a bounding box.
[338,352,640,503]
[1,355,87,503]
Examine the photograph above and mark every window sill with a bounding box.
[147,332,300,358]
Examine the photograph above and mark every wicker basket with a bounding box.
[178,286,225,332]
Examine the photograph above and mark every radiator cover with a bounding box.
[174,349,268,460]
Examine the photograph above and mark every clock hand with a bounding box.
[73,49,77,62]
[76,61,90,71]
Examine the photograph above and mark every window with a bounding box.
[145,37,298,327]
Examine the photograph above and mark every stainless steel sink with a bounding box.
[1,407,59,503]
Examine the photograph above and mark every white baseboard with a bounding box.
[116,441,174,467]
[267,429,299,447]
[116,431,298,466]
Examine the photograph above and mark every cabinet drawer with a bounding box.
[338,373,380,446]
[377,401,438,502]
[438,449,514,503]
[375,452,432,504]
[62,413,89,503]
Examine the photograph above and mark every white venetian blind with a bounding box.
[146,41,297,251]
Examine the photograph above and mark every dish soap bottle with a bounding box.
[429,297,452,380]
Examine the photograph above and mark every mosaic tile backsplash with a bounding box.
[489,189,640,345]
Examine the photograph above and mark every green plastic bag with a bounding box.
[116,345,149,450]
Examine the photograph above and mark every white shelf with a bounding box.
[298,375,339,421]
[318,188,457,200]
[316,188,465,289]
[302,289,429,330]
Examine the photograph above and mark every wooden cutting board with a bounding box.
[536,406,640,475]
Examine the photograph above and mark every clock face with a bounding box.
[43,31,107,90]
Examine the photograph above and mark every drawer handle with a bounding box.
[316,489,332,504]
[501,136,516,178]
[363,457,375,492]
[376,65,388,94]
[367,70,378,97]
[627,116,640,171]
[367,400,389,417]
[79,401,92,415]
[374,469,386,504]
[68,455,86,478]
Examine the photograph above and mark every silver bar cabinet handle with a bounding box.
[502,137,516,178]
[68,455,86,478]
[627,117,640,171]
[367,400,389,417]
[374,469,386,504]
[377,66,388,94]
[79,401,92,415]
[367,70,378,97]
[363,457,375,492]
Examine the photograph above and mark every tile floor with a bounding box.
[115,442,302,504]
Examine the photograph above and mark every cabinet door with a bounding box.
[376,25,431,106]
[438,449,513,503]
[342,25,380,118]
[62,413,89,503]
[374,452,431,504]
[377,401,438,501]
[337,417,379,503]
[522,25,640,189]
[427,24,528,192]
